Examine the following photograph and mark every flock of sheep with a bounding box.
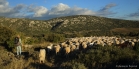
[39,36,139,63]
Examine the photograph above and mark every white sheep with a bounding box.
[96,40,101,45]
[115,40,120,45]
[54,45,61,55]
[132,39,137,42]
[75,42,80,46]
[130,41,135,47]
[87,42,94,48]
[70,45,76,52]
[39,49,46,63]
[61,43,68,48]
[76,45,80,50]
[107,42,112,46]
[64,46,71,58]
[101,42,106,47]
[46,44,53,54]
[81,42,87,50]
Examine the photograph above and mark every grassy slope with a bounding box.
[0,15,139,36]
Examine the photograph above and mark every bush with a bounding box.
[47,33,65,43]
[133,42,139,53]
[60,61,87,69]
[24,37,38,44]
[76,46,139,69]
[5,37,15,51]
[0,26,16,51]
[70,62,87,69]
[0,26,15,44]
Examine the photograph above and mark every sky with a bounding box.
[0,0,139,20]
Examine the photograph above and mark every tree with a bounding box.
[0,26,16,51]
[0,26,15,45]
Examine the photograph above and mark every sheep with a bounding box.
[117,41,131,48]
[120,40,125,44]
[65,46,71,54]
[46,44,53,54]
[129,41,135,47]
[70,45,76,52]
[61,42,66,46]
[80,42,88,51]
[96,40,101,45]
[39,49,46,63]
[70,45,77,55]
[64,46,71,58]
[54,45,61,55]
[75,42,80,46]
[87,41,95,48]
[82,37,137,48]
[99,40,106,47]
[76,45,80,50]
[107,42,112,46]
[78,39,83,43]
[115,40,120,45]
[132,39,137,42]
[60,42,68,48]
[67,40,73,45]
[137,39,139,42]
[101,42,106,47]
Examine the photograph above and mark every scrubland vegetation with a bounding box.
[0,15,139,69]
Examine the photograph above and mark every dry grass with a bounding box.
[0,45,54,69]
[32,42,56,48]
[0,46,32,69]
[111,28,139,33]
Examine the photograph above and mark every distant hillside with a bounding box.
[0,15,139,36]
[0,17,51,35]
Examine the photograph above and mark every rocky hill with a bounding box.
[0,15,139,36]
[0,17,52,35]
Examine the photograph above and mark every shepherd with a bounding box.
[15,35,22,58]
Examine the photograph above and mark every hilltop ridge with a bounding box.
[0,15,139,36]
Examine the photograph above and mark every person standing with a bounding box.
[15,35,22,58]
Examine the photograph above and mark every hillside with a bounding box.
[0,15,139,36]
[0,15,139,69]
[47,15,139,36]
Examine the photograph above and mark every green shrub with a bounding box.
[71,62,87,69]
[24,38,36,44]
[133,42,139,53]
[76,46,139,69]
[60,61,87,69]
[0,26,16,51]
[5,37,15,51]
[47,33,65,43]
[0,26,15,44]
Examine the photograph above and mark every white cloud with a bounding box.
[0,0,11,13]
[26,5,48,17]
[13,4,26,11]
[49,3,70,15]
[70,7,95,15]
[47,3,96,18]
[0,0,26,17]
[0,0,8,6]
[51,3,70,12]
[0,1,117,20]
[33,6,48,17]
